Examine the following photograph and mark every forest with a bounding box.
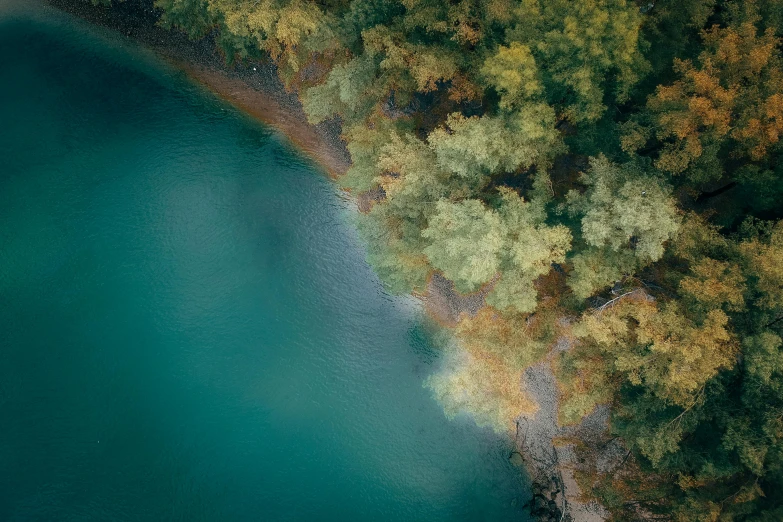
[93,0,782,519]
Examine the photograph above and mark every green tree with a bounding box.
[428,107,562,181]
[422,190,570,312]
[566,156,681,298]
[422,199,504,293]
[485,189,571,313]
[508,0,649,122]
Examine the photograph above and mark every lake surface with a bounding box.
[0,4,528,521]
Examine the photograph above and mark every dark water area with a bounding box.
[0,3,529,520]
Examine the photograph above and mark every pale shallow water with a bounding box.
[0,5,529,520]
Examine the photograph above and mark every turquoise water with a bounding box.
[0,5,528,521]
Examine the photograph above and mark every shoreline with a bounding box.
[42,0,499,320]
[41,0,512,350]
[39,3,608,520]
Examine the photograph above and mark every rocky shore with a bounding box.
[516,356,613,522]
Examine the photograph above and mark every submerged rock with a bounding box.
[509,451,524,467]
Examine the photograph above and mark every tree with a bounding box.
[566,156,681,298]
[155,0,216,38]
[427,106,562,181]
[679,257,746,313]
[578,157,681,262]
[741,221,783,313]
[208,0,340,74]
[566,296,738,459]
[481,42,543,110]
[302,54,378,125]
[424,342,537,433]
[507,0,649,122]
[642,16,783,184]
[485,189,571,313]
[422,199,504,293]
[422,189,570,312]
